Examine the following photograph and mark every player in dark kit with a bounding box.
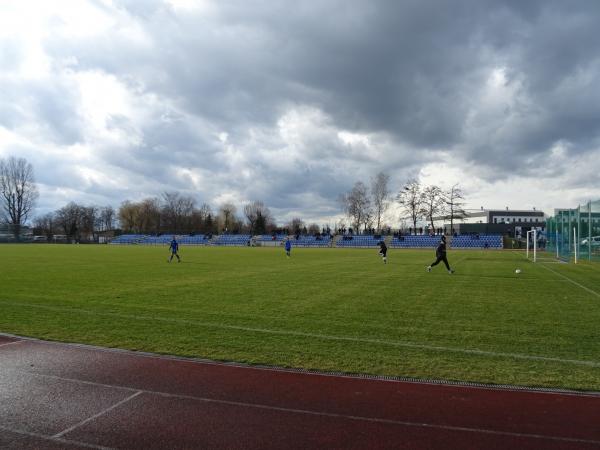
[378,240,387,264]
[284,237,291,258]
[427,235,453,274]
[168,236,181,263]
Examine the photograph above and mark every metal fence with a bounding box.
[546,200,600,262]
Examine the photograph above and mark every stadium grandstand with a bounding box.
[255,234,288,247]
[336,235,381,248]
[290,235,332,247]
[110,234,211,246]
[108,232,505,249]
[390,235,439,248]
[213,234,252,246]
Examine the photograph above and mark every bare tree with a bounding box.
[371,172,390,232]
[196,203,215,234]
[243,200,271,235]
[197,203,212,224]
[445,184,467,234]
[218,202,237,233]
[98,206,116,232]
[161,192,195,233]
[362,208,374,233]
[118,201,139,233]
[396,179,424,234]
[33,213,56,239]
[422,185,445,231]
[55,202,85,241]
[340,181,372,233]
[0,156,38,240]
[117,199,162,234]
[139,198,161,234]
[80,206,98,241]
[307,223,320,234]
[288,218,304,235]
[335,219,346,234]
[190,203,212,233]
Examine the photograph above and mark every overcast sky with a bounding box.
[1,0,599,226]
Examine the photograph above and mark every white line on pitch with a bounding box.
[3,300,600,368]
[12,370,600,447]
[5,336,600,396]
[52,391,143,438]
[540,263,600,298]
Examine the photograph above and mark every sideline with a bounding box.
[2,300,599,368]
[3,332,600,396]
[539,263,600,299]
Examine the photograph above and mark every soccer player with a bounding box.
[168,236,181,263]
[427,235,454,274]
[284,237,291,258]
[378,240,388,264]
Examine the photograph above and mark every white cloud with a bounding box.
[1,0,600,225]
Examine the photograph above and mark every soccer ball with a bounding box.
[515,269,521,274]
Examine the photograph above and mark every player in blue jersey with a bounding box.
[168,236,181,263]
[284,237,291,258]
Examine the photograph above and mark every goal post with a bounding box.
[526,229,537,262]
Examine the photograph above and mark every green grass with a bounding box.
[1,244,600,391]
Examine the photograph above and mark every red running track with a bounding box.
[1,334,600,450]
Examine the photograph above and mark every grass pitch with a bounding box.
[1,244,600,391]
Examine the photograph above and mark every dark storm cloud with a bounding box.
[95,1,600,166]
[2,0,600,220]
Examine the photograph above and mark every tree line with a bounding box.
[1,156,467,241]
[0,157,331,240]
[32,196,273,240]
[339,172,466,234]
[32,194,333,241]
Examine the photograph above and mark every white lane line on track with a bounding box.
[9,369,600,447]
[540,263,600,298]
[52,391,143,439]
[2,300,600,368]
[0,340,23,348]
[0,424,116,450]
